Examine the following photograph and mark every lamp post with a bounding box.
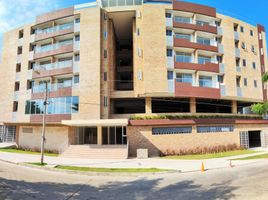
[40,81,48,165]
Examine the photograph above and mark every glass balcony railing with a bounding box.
[176,78,193,84]
[199,79,213,88]
[35,41,73,54]
[32,82,72,94]
[34,60,73,71]
[36,23,74,35]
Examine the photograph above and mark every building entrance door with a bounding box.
[75,127,97,145]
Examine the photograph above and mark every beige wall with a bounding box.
[18,125,69,152]
[72,7,101,120]
[218,14,263,102]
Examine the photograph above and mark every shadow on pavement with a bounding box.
[0,177,237,200]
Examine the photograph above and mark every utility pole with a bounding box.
[40,81,48,165]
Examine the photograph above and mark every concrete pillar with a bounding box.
[145,97,152,114]
[190,97,196,113]
[97,126,102,145]
[232,100,238,114]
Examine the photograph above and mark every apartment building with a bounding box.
[0,0,268,158]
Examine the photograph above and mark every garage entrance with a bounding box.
[248,131,261,148]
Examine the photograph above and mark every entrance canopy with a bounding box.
[62,119,129,127]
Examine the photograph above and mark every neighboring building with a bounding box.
[0,0,268,158]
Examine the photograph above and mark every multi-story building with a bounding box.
[0,0,268,158]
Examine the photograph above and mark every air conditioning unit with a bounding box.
[137,70,143,80]
[137,48,143,57]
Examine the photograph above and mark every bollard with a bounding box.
[201,161,205,172]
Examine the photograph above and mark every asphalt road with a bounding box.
[0,160,268,200]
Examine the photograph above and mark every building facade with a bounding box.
[0,0,268,158]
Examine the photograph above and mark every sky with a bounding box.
[0,0,267,51]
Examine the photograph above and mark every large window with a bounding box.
[197,126,234,133]
[175,33,191,41]
[199,76,213,88]
[197,36,210,45]
[25,96,79,115]
[176,73,193,83]
[174,16,191,24]
[175,52,192,63]
[196,20,210,26]
[152,127,192,135]
[198,56,211,64]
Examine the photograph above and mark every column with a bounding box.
[97,126,102,145]
[190,97,196,113]
[145,97,152,114]
[232,100,237,114]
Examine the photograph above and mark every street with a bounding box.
[0,160,268,199]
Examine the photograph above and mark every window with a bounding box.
[104,72,107,81]
[197,36,210,45]
[59,22,73,30]
[250,30,254,36]
[13,101,18,112]
[252,62,256,69]
[57,77,72,88]
[104,96,108,107]
[254,80,257,88]
[236,76,241,87]
[198,56,211,64]
[242,59,246,67]
[166,49,173,57]
[75,18,80,23]
[73,75,79,85]
[199,76,213,88]
[251,45,255,53]
[152,127,192,135]
[165,13,172,18]
[28,62,35,70]
[176,73,192,83]
[74,54,80,62]
[58,39,73,47]
[18,30,24,39]
[174,16,191,24]
[75,34,80,41]
[175,52,192,63]
[240,26,244,33]
[197,126,234,133]
[244,78,247,86]
[104,49,107,58]
[14,82,20,91]
[27,80,34,90]
[218,75,224,84]
[136,28,140,36]
[16,64,21,72]
[17,46,22,55]
[241,42,246,49]
[166,30,172,36]
[167,71,173,80]
[196,20,209,26]
[175,33,191,40]
[25,96,79,115]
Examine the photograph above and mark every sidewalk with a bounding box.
[0,150,267,173]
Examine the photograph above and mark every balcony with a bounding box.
[173,38,218,52]
[167,56,174,69]
[166,17,172,27]
[35,23,74,41]
[32,60,73,78]
[166,35,173,47]
[173,20,217,34]
[31,83,72,99]
[174,61,219,73]
[236,66,241,73]
[217,27,223,36]
[234,31,239,41]
[219,63,225,74]
[175,81,220,99]
[34,43,73,59]
[218,44,224,54]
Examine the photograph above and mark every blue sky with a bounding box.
[0,0,267,51]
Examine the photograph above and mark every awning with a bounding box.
[62,119,129,127]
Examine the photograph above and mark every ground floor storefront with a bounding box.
[1,119,268,158]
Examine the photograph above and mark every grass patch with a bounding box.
[55,165,168,173]
[0,148,58,157]
[162,150,257,160]
[25,162,47,166]
[232,153,268,160]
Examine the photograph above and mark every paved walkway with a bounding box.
[0,149,267,172]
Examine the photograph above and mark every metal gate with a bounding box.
[0,125,16,143]
[240,131,249,149]
[261,131,268,148]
